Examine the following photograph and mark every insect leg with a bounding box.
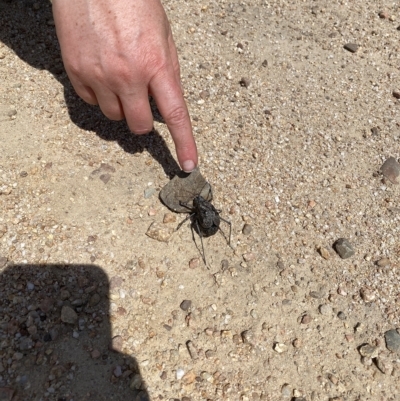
[179,200,194,212]
[194,219,207,265]
[176,213,195,231]
[219,217,232,246]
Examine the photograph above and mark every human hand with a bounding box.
[52,0,197,172]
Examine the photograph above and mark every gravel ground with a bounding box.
[1,0,400,400]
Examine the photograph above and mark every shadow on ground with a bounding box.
[0,263,149,401]
[0,0,180,178]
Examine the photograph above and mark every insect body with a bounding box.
[193,195,220,237]
[177,195,231,265]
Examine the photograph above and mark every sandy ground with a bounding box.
[1,0,400,400]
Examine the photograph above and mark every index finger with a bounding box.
[150,73,198,173]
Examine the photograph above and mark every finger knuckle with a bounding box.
[165,106,187,127]
[100,106,124,121]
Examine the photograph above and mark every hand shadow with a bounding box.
[0,263,150,401]
[0,0,180,178]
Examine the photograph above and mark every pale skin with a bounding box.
[52,0,198,172]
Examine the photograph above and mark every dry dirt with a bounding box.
[1,0,400,400]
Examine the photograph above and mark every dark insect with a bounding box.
[176,194,231,265]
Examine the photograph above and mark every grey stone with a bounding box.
[89,293,101,307]
[159,167,212,213]
[242,223,253,235]
[130,373,142,390]
[110,335,123,352]
[144,187,156,199]
[381,157,400,184]
[319,304,332,316]
[337,311,347,320]
[309,290,325,299]
[60,305,78,324]
[281,383,291,398]
[344,43,359,53]
[384,329,400,353]
[180,299,192,311]
[359,344,378,358]
[241,329,255,344]
[334,238,355,259]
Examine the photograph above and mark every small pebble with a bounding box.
[60,306,78,324]
[359,344,378,358]
[7,109,17,117]
[344,43,359,53]
[378,10,389,19]
[334,238,355,259]
[384,329,400,353]
[376,356,393,375]
[318,247,330,260]
[241,329,255,344]
[130,374,142,389]
[109,335,123,352]
[360,287,375,302]
[242,224,253,235]
[281,383,291,398]
[91,349,101,359]
[274,343,288,353]
[309,290,325,299]
[99,174,111,184]
[371,127,379,136]
[113,365,122,377]
[376,257,390,267]
[319,304,332,316]
[176,368,185,380]
[144,188,156,199]
[180,299,192,311]
[189,258,200,269]
[240,77,250,88]
[301,314,312,324]
[186,341,198,360]
[381,157,400,184]
[337,311,347,320]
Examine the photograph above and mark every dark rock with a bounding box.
[344,43,359,53]
[242,224,252,235]
[180,300,192,311]
[60,306,78,324]
[384,329,400,353]
[240,77,250,88]
[371,127,379,136]
[334,238,355,259]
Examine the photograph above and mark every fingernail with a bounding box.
[182,160,195,173]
